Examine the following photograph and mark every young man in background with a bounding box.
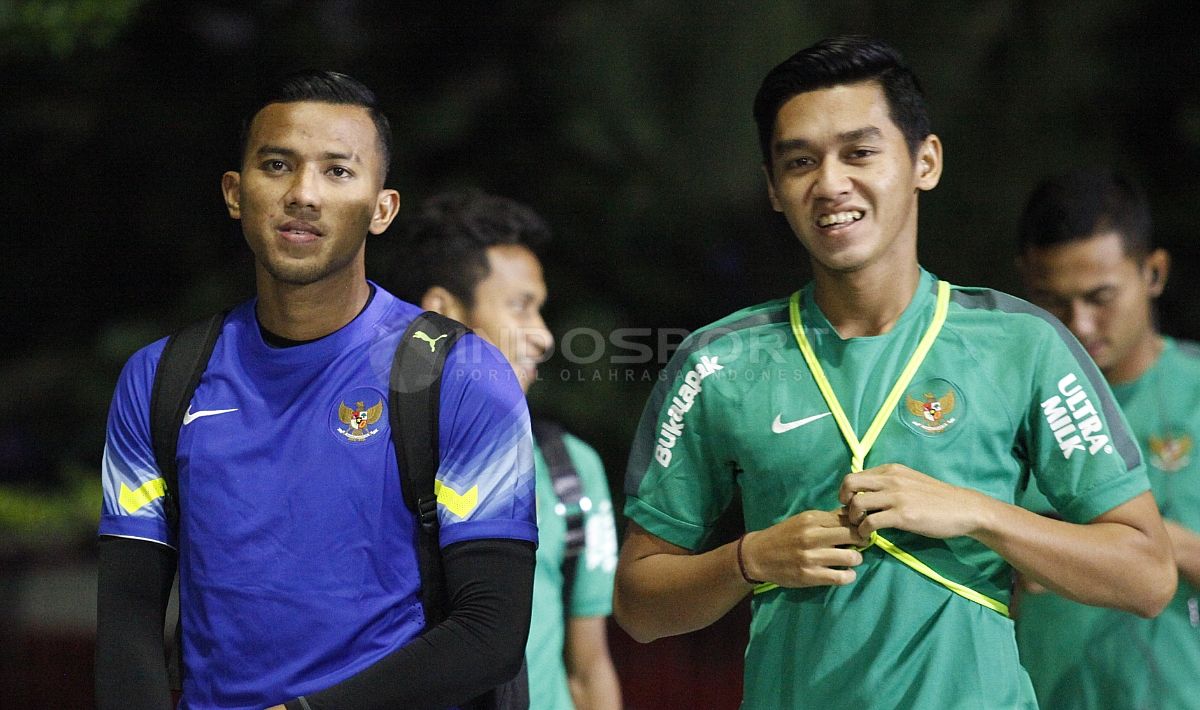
[387,189,622,710]
[1016,168,1200,710]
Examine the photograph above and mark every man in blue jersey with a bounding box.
[1016,169,1200,709]
[614,36,1177,709]
[386,189,622,710]
[95,72,538,710]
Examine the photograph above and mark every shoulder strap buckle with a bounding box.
[416,495,439,532]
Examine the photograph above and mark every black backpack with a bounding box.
[149,309,527,709]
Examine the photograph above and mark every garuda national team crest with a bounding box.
[899,377,964,436]
[1148,433,1192,473]
[336,398,384,442]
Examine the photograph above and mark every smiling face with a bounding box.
[1021,231,1168,383]
[221,101,399,289]
[764,81,941,278]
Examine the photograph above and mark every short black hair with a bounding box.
[1017,169,1153,257]
[753,35,931,167]
[388,189,550,308]
[238,70,392,181]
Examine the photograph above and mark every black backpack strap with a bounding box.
[389,311,469,627]
[149,311,228,533]
[147,309,227,691]
[530,419,586,613]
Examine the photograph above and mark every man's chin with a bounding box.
[517,367,537,394]
[1084,345,1109,368]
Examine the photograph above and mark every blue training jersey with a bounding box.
[99,285,537,710]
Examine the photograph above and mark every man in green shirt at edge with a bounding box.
[613,35,1177,710]
[385,189,623,710]
[1015,169,1200,710]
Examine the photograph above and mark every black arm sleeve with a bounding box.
[288,538,535,710]
[95,535,176,710]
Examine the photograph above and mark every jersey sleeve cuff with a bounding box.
[569,598,613,618]
[1055,466,1152,523]
[98,513,175,549]
[439,519,538,548]
[623,496,708,551]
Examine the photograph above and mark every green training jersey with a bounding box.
[526,433,618,709]
[1016,337,1200,710]
[625,270,1148,710]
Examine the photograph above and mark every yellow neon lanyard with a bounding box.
[754,280,1009,617]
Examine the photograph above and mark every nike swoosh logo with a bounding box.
[772,412,831,434]
[182,406,239,425]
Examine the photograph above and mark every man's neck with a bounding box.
[254,270,372,342]
[812,260,923,339]
[1105,333,1165,386]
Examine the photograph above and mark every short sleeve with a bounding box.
[434,333,538,547]
[624,343,732,550]
[562,435,617,618]
[98,339,175,548]
[1023,323,1148,522]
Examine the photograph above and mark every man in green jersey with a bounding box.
[613,36,1177,709]
[1015,169,1200,710]
[385,189,623,710]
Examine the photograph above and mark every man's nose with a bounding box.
[527,315,553,361]
[285,165,321,211]
[812,159,852,200]
[1067,302,1098,340]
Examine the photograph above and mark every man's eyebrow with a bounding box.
[254,145,361,163]
[773,126,884,156]
[839,126,883,143]
[255,145,296,159]
[773,138,813,156]
[321,150,360,163]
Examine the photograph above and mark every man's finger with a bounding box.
[845,491,888,525]
[838,472,889,503]
[817,567,858,587]
[802,546,865,569]
[807,522,869,548]
[858,509,901,535]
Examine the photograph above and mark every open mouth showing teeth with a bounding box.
[816,210,864,228]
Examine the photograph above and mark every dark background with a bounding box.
[2,1,1198,707]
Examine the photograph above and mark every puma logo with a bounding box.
[413,331,449,352]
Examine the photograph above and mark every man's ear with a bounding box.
[1143,248,1171,297]
[420,286,468,322]
[369,189,401,235]
[915,134,943,192]
[221,171,242,219]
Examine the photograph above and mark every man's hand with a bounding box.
[839,464,996,539]
[741,508,868,588]
[1163,519,1200,589]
